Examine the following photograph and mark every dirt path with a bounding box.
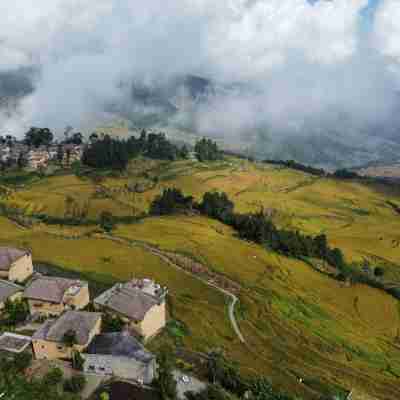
[98,233,246,344]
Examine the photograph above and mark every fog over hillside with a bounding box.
[1,0,400,167]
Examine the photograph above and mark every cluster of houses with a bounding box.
[0,142,83,170]
[0,246,168,384]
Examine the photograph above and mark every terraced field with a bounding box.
[1,159,400,398]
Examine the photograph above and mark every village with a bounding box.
[0,246,205,399]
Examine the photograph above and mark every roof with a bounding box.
[24,276,87,303]
[0,280,23,303]
[0,247,29,271]
[86,332,154,363]
[0,333,31,353]
[94,283,159,322]
[33,311,101,346]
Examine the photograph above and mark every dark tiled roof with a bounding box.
[0,280,22,303]
[0,248,29,271]
[94,284,158,322]
[86,332,154,362]
[0,333,31,353]
[24,277,86,303]
[33,311,101,346]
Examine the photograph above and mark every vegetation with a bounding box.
[155,347,178,400]
[102,313,125,332]
[62,330,78,347]
[194,138,223,162]
[4,298,29,325]
[63,375,86,393]
[264,159,326,177]
[24,127,54,147]
[150,188,194,216]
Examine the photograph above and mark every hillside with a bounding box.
[1,158,400,398]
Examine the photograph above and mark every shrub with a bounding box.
[63,375,86,393]
[374,267,385,277]
[44,367,63,385]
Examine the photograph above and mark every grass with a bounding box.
[2,159,400,398]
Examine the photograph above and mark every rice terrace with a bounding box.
[1,151,400,399]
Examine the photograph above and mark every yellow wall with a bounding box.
[33,317,101,360]
[28,300,65,317]
[9,254,33,283]
[27,285,90,316]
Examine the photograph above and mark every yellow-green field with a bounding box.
[2,159,400,398]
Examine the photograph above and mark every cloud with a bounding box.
[0,0,399,166]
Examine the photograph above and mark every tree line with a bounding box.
[150,189,345,270]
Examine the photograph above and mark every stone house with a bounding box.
[24,276,90,317]
[0,280,23,310]
[62,144,83,166]
[83,332,156,383]
[0,247,33,283]
[25,147,50,170]
[32,311,102,360]
[94,278,167,341]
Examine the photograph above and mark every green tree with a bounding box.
[24,127,54,147]
[43,367,63,385]
[63,375,86,393]
[156,347,177,400]
[62,330,78,347]
[100,211,115,232]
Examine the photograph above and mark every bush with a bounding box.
[44,367,63,385]
[63,375,86,393]
[102,313,125,332]
[374,267,385,277]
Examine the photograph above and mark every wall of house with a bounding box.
[67,286,90,310]
[9,254,33,283]
[27,300,65,317]
[33,317,101,360]
[131,301,166,341]
[0,291,22,310]
[83,355,155,383]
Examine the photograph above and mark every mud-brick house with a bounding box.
[94,278,167,341]
[32,311,102,360]
[83,332,156,383]
[24,276,90,317]
[0,280,23,310]
[0,247,33,283]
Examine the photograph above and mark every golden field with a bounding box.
[1,158,400,398]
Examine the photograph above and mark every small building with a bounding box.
[83,332,156,383]
[94,278,167,341]
[24,276,90,317]
[0,332,32,354]
[62,144,83,166]
[0,247,33,283]
[0,279,23,310]
[25,148,50,170]
[32,311,102,360]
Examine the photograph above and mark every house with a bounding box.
[25,147,50,170]
[94,278,167,341]
[0,332,32,354]
[83,332,156,383]
[0,247,33,283]
[24,276,90,317]
[0,280,23,310]
[62,144,83,166]
[32,311,102,360]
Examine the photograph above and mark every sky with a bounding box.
[0,0,399,164]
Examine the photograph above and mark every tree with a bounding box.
[374,267,385,278]
[24,127,54,147]
[102,313,125,332]
[62,329,78,347]
[100,211,115,232]
[194,138,222,162]
[199,192,234,222]
[150,188,194,216]
[64,132,83,145]
[63,375,86,393]
[155,347,177,400]
[72,351,85,371]
[57,144,64,164]
[5,298,29,325]
[43,367,63,385]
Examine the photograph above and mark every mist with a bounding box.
[0,0,400,166]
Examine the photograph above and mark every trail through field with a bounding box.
[98,233,247,343]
